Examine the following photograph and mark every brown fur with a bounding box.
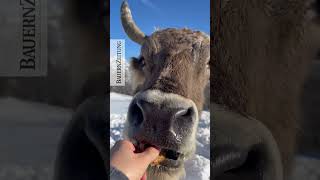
[128,28,210,179]
[131,28,210,113]
[212,0,320,178]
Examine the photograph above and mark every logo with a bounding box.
[110,39,125,86]
[0,0,47,76]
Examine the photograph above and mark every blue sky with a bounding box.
[110,0,210,60]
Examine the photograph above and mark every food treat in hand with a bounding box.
[151,154,166,166]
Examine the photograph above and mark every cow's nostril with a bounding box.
[185,107,194,117]
[175,107,194,119]
[129,101,144,126]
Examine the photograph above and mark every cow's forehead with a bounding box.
[141,28,209,57]
[150,28,209,46]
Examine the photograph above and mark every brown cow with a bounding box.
[121,1,210,180]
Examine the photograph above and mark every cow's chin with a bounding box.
[122,127,196,172]
[128,137,192,170]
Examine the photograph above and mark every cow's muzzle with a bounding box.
[126,90,199,168]
[212,104,283,180]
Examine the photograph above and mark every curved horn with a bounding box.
[121,1,146,45]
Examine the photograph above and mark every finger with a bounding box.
[137,146,160,163]
[120,140,136,151]
[114,140,136,152]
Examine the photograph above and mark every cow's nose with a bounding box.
[128,98,195,134]
[127,90,198,136]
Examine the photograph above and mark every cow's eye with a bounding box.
[139,56,146,68]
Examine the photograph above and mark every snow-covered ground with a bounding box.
[0,97,71,180]
[0,93,319,180]
[110,93,211,180]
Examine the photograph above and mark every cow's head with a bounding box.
[120,1,209,177]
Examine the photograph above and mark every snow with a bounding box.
[110,92,133,114]
[110,93,210,179]
[291,156,320,180]
[0,97,72,126]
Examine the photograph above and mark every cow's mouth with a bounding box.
[134,140,184,168]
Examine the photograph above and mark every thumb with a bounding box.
[138,147,160,163]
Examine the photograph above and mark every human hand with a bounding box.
[110,140,160,180]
